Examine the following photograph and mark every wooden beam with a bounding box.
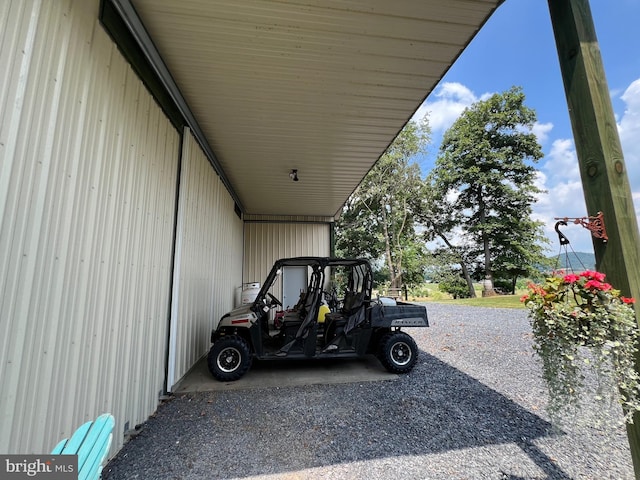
[547,0,640,476]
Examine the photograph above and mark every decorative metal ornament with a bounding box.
[554,212,608,242]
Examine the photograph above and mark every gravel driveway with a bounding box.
[102,304,634,479]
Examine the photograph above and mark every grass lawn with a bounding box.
[427,294,526,309]
[389,283,530,309]
[409,290,526,309]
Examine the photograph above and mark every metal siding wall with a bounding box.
[169,130,243,389]
[243,222,330,295]
[0,0,179,455]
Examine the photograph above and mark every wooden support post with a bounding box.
[547,0,640,476]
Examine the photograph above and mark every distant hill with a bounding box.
[547,251,596,272]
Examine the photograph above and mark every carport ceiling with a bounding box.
[127,0,503,217]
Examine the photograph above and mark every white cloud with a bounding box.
[417,83,552,145]
[616,78,640,237]
[439,82,478,103]
[412,82,484,132]
[618,78,640,190]
[534,139,592,252]
[634,192,640,223]
[532,122,553,144]
[620,79,640,111]
[543,138,581,183]
[610,87,625,100]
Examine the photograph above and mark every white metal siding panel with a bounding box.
[0,0,180,455]
[243,222,330,295]
[169,129,243,389]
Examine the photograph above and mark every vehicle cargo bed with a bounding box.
[369,303,429,327]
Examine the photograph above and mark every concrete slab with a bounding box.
[173,354,397,393]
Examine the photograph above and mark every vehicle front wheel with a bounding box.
[207,335,252,381]
[378,332,418,374]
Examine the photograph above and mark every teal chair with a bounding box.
[51,413,115,480]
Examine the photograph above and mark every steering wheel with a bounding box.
[267,293,282,307]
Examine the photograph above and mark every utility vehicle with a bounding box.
[207,257,429,381]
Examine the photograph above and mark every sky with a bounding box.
[409,0,640,256]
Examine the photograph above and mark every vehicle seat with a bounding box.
[323,291,368,346]
[324,290,365,325]
[281,287,316,329]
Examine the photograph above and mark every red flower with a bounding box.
[581,270,606,282]
[622,297,636,304]
[527,283,546,296]
[583,279,612,291]
[584,279,603,290]
[520,294,529,303]
[563,274,580,283]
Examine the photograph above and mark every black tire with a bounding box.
[378,332,418,374]
[207,335,252,381]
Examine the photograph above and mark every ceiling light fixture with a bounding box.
[289,169,299,182]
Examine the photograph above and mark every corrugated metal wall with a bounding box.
[243,221,331,293]
[0,0,328,458]
[167,130,243,389]
[0,0,180,454]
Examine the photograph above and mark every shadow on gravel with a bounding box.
[103,351,568,480]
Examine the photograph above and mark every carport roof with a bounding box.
[109,0,503,217]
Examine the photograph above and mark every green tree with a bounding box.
[419,178,480,297]
[336,118,431,289]
[427,248,475,299]
[420,86,546,296]
[490,222,551,293]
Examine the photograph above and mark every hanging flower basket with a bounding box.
[521,270,640,424]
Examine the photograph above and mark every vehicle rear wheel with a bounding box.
[378,332,418,374]
[208,335,252,381]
